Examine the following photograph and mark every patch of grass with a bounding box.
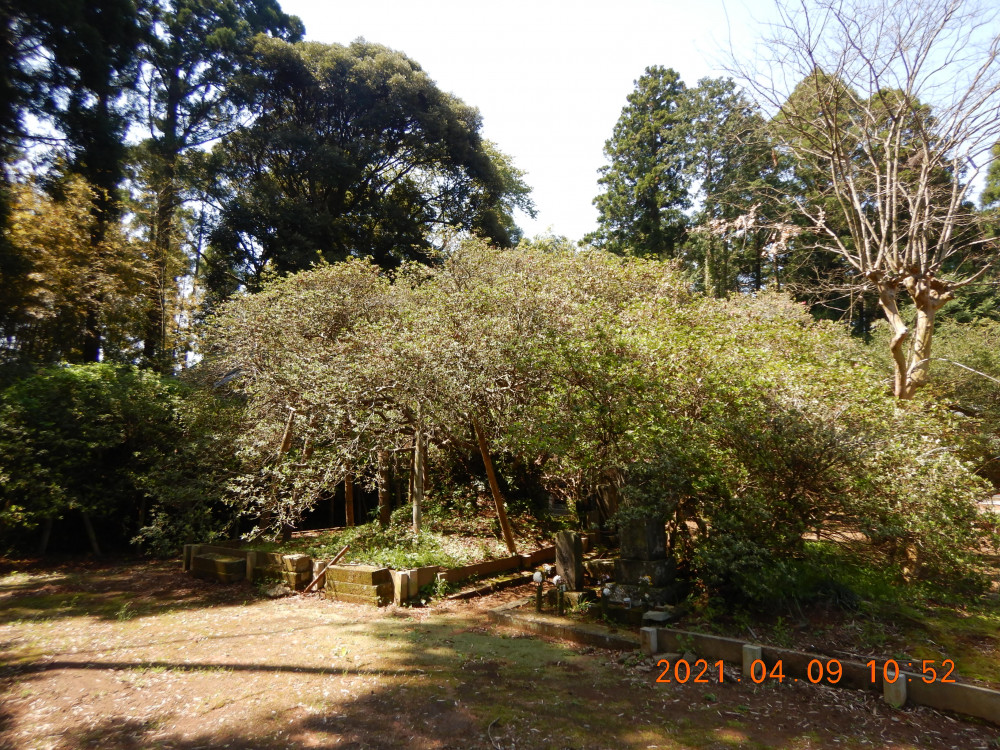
[245,516,494,570]
[116,600,137,621]
[0,592,115,624]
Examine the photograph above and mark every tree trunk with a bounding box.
[37,517,53,556]
[412,426,424,534]
[472,417,518,554]
[345,473,355,527]
[904,274,952,392]
[81,305,101,362]
[143,80,182,371]
[377,450,391,527]
[394,455,403,511]
[874,280,914,399]
[875,272,952,399]
[908,306,935,390]
[81,511,101,556]
[279,409,296,454]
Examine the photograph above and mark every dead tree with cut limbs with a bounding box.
[742,0,1000,398]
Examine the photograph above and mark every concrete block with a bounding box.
[280,570,311,589]
[883,674,907,708]
[324,564,392,586]
[391,571,410,605]
[640,626,658,655]
[411,566,440,590]
[743,644,762,678]
[311,559,327,588]
[325,579,393,606]
[619,518,666,561]
[282,554,312,573]
[191,553,246,584]
[441,557,521,584]
[245,550,257,582]
[257,551,284,568]
[406,570,420,599]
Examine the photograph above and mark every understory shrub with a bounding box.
[0,363,237,554]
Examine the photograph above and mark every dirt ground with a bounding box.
[0,559,998,750]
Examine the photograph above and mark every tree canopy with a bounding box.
[204,38,534,300]
[588,66,690,258]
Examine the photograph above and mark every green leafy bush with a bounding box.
[0,363,237,554]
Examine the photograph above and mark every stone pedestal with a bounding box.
[555,530,584,591]
[614,557,675,587]
[614,517,681,605]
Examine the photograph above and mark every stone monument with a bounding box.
[611,517,680,606]
[555,530,584,591]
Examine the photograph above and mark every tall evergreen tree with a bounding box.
[9,0,144,362]
[587,66,689,258]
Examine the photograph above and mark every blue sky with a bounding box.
[278,0,778,242]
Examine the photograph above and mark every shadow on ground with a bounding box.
[2,561,999,749]
[0,558,256,624]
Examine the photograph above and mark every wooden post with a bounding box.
[472,417,517,554]
[413,425,425,534]
[302,544,350,593]
[377,450,391,526]
[345,473,355,527]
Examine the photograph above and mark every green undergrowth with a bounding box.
[243,506,507,570]
[239,493,555,570]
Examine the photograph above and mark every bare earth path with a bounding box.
[0,560,997,749]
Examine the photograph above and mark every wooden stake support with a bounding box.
[473,416,517,554]
[302,544,350,593]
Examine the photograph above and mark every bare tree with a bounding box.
[742,0,1000,398]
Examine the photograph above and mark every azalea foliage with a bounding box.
[204,240,997,600]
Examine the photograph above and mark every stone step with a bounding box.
[191,553,246,584]
[326,580,393,607]
[324,564,391,586]
[325,579,394,605]
[330,591,392,606]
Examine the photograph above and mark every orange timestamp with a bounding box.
[656,657,958,685]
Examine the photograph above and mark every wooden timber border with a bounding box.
[485,602,1000,726]
[640,625,1000,726]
